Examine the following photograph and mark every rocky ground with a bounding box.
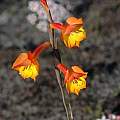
[0,0,120,120]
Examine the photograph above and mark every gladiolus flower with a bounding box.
[12,41,51,80]
[51,17,86,48]
[57,64,87,95]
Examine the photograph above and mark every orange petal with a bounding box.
[40,0,48,7]
[82,72,88,79]
[63,25,76,35]
[50,23,64,30]
[12,53,31,68]
[66,17,83,25]
[72,66,84,74]
[57,64,67,75]
[40,0,49,11]
[64,70,70,83]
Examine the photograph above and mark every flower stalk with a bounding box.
[40,0,74,119]
[55,69,70,120]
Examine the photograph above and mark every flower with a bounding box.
[40,0,49,12]
[57,64,87,95]
[12,52,39,80]
[50,17,86,48]
[12,41,51,80]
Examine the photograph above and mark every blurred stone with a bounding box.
[0,12,10,25]
[27,0,70,32]
[26,13,37,25]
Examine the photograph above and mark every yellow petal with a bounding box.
[17,63,39,80]
[69,28,86,41]
[68,33,76,48]
[78,77,86,89]
[75,41,80,47]
[61,27,86,48]
[62,27,85,48]
[66,77,86,95]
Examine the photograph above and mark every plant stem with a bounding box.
[55,69,70,120]
[42,2,74,119]
[68,98,74,120]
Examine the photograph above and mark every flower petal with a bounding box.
[72,66,84,73]
[57,64,68,75]
[40,0,49,12]
[66,17,83,25]
[18,63,39,80]
[72,66,87,78]
[12,53,31,68]
[40,0,48,7]
[50,23,64,30]
[64,70,70,83]
[66,77,86,95]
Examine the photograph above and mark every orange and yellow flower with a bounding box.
[12,52,39,80]
[57,64,87,95]
[51,17,86,48]
[12,41,50,81]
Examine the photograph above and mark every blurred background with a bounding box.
[0,0,120,120]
